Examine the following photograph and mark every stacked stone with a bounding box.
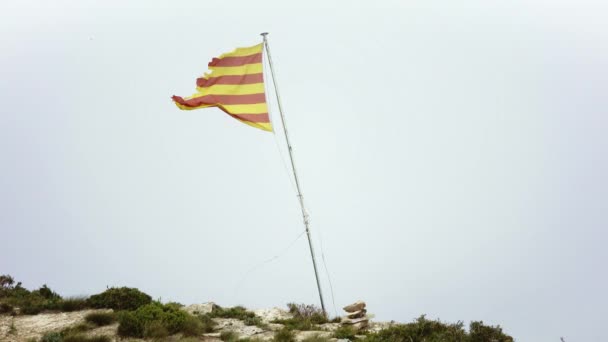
[341,300,368,330]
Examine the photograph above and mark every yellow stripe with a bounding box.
[216,43,263,58]
[205,63,263,77]
[236,119,273,132]
[223,103,268,114]
[194,83,265,96]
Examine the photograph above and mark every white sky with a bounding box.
[1,1,607,341]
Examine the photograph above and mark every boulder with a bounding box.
[183,302,218,315]
[343,301,366,313]
[346,309,366,319]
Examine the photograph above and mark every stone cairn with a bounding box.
[341,300,368,331]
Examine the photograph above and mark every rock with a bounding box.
[342,317,369,325]
[253,307,293,323]
[295,330,333,341]
[183,302,218,315]
[346,309,366,319]
[342,317,369,331]
[342,301,366,313]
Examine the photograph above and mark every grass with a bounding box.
[273,327,296,342]
[84,312,116,326]
[220,330,239,342]
[333,325,357,339]
[271,303,330,331]
[209,305,266,328]
[301,334,331,342]
[56,297,88,312]
[8,320,17,334]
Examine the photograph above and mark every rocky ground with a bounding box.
[0,303,390,342]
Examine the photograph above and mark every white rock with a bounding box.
[253,307,293,323]
[346,309,366,319]
[342,301,366,313]
[183,302,218,315]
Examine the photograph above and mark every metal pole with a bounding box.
[260,32,327,315]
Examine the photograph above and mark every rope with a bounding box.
[308,206,338,318]
[263,49,298,196]
[233,230,306,296]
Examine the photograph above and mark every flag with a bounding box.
[172,43,272,132]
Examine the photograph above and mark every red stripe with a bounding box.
[172,93,266,107]
[208,53,262,67]
[229,113,270,123]
[197,73,264,88]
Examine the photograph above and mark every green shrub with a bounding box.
[220,330,239,342]
[286,303,327,324]
[135,302,188,334]
[117,311,143,338]
[469,321,513,342]
[360,315,509,342]
[88,287,151,311]
[274,327,296,342]
[143,320,169,339]
[0,302,14,314]
[209,305,265,327]
[60,322,94,336]
[198,313,217,332]
[272,303,328,331]
[333,325,357,339]
[40,332,63,342]
[117,302,194,338]
[85,312,115,326]
[57,297,89,312]
[181,314,204,336]
[63,335,111,342]
[37,285,60,300]
[301,334,331,342]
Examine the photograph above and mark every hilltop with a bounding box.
[0,275,513,342]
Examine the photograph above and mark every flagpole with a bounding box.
[260,32,327,315]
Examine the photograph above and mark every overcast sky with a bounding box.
[1,1,607,341]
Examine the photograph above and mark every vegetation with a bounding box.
[220,330,239,342]
[272,303,329,331]
[360,315,513,342]
[301,334,331,342]
[0,275,86,314]
[273,327,296,342]
[209,305,265,327]
[333,325,357,339]
[1,275,514,341]
[84,312,116,326]
[116,301,203,338]
[87,287,151,311]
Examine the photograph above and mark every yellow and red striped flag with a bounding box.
[172,43,272,132]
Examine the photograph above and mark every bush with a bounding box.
[198,313,217,332]
[272,303,328,331]
[85,312,115,326]
[469,321,513,342]
[286,303,327,324]
[143,320,169,339]
[117,302,194,338]
[181,314,204,336]
[0,302,14,314]
[57,297,89,312]
[220,330,239,342]
[40,332,63,342]
[361,315,514,342]
[274,327,296,342]
[63,336,111,342]
[117,311,143,338]
[209,305,265,327]
[333,325,357,339]
[88,287,151,311]
[301,335,331,342]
